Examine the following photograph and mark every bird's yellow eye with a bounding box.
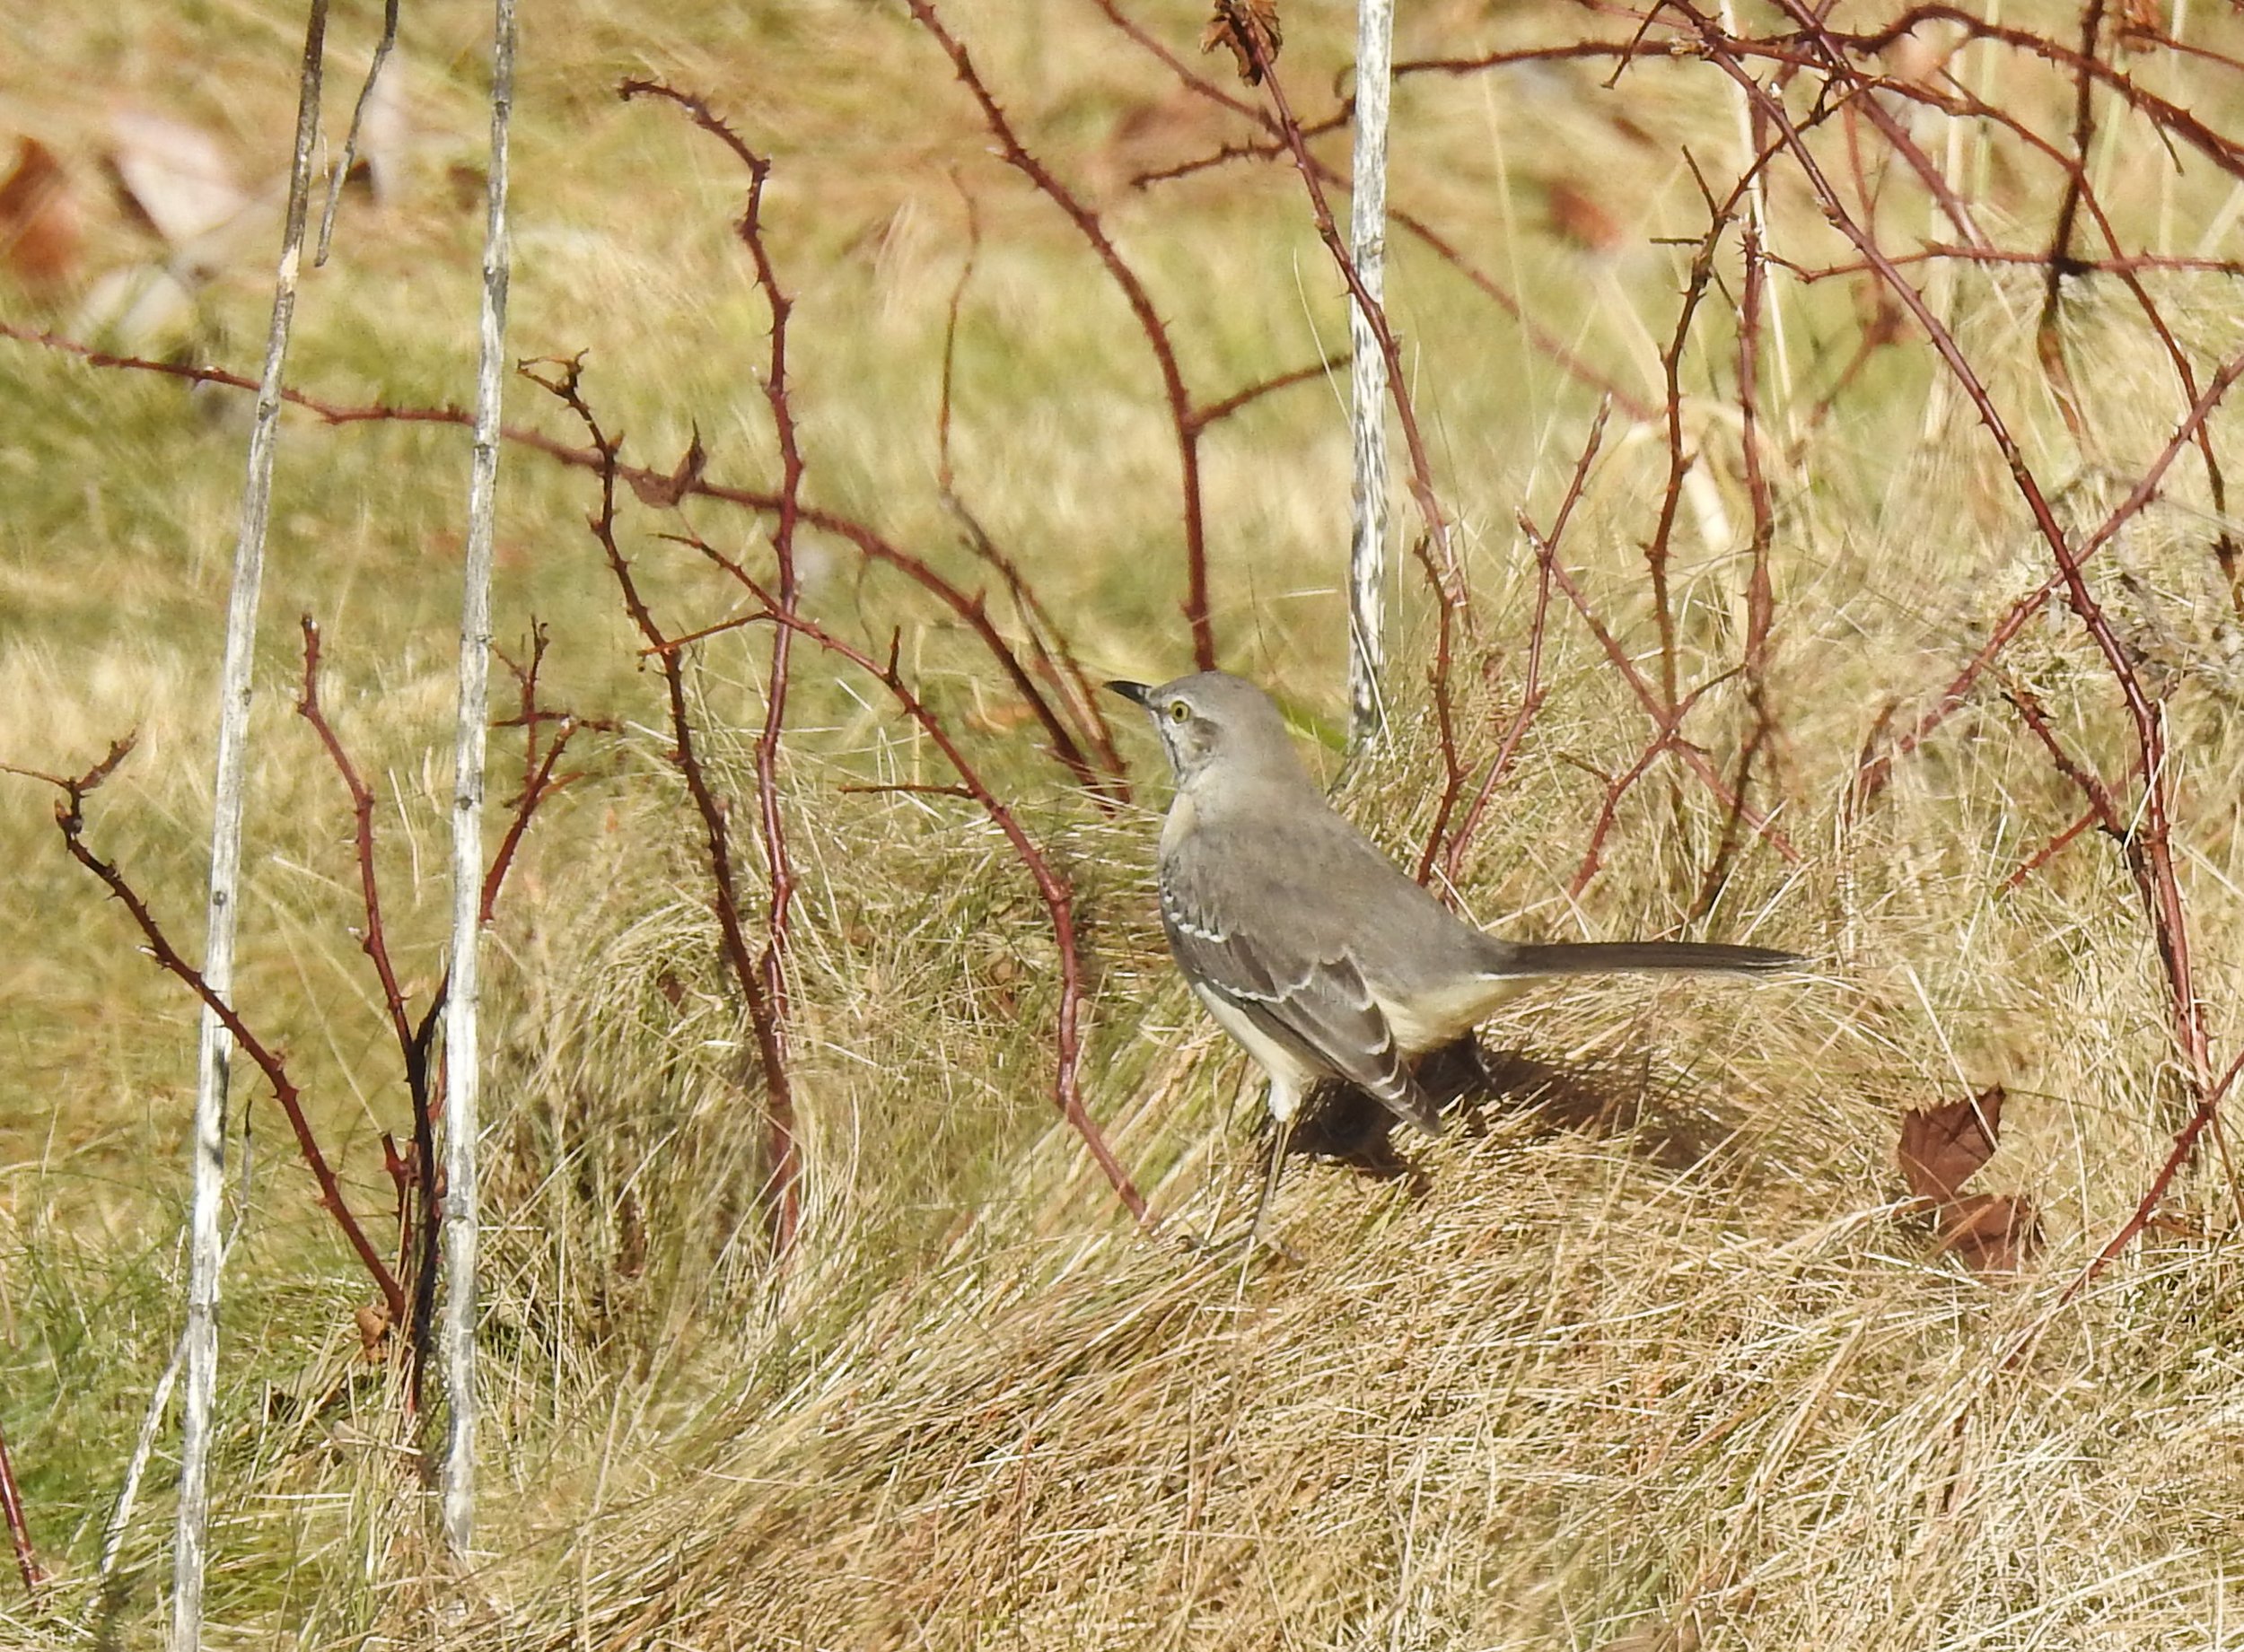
[1169,701,1190,723]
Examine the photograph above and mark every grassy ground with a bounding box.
[4,0,2244,1646]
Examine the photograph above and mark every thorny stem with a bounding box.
[1675,1,2217,1149]
[1880,353,2244,800]
[905,0,1217,670]
[1433,405,1611,885]
[10,744,408,1324]
[1538,546,1801,864]
[530,358,802,1264]
[295,618,443,1415]
[0,1418,40,1604]
[0,321,1125,805]
[621,78,804,1264]
[707,592,1153,1229]
[1694,210,1781,921]
[1096,0,1655,419]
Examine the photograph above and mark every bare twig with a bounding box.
[0,1416,41,1604]
[1693,209,1781,920]
[1434,404,1611,885]
[1096,0,1656,418]
[529,358,801,1265]
[717,595,1153,1229]
[5,744,408,1324]
[1538,546,1801,864]
[621,78,805,1267]
[294,620,443,1420]
[907,0,1218,669]
[0,322,1187,793]
[314,0,400,266]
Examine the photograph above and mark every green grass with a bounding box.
[5,0,2244,1645]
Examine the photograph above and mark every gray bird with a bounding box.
[1109,669,1801,1244]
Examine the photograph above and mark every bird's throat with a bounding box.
[1160,789,1198,856]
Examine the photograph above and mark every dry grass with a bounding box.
[4,0,2244,1647]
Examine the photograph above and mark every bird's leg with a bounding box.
[1247,1109,1294,1251]
[1226,1079,1302,1289]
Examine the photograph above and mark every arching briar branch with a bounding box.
[621,78,806,1263]
[1433,403,1612,886]
[1398,7,2242,543]
[1129,107,1351,188]
[904,0,1217,670]
[1186,350,1350,433]
[1091,0,1654,419]
[1782,246,2244,281]
[1396,4,2244,184]
[527,355,802,1263]
[1670,0,2226,1258]
[1850,357,2244,803]
[2085,1050,2244,1276]
[1758,0,2234,576]
[1568,684,1719,899]
[682,593,1153,1230]
[1667,10,2217,1097]
[297,618,416,1065]
[936,179,1132,801]
[0,322,1126,802]
[295,616,448,1407]
[2003,756,2143,891]
[1538,545,1801,864]
[1803,3,2244,179]
[5,743,408,1324]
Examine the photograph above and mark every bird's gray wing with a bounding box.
[1160,860,1442,1136]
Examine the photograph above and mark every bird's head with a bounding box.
[1104,671,1306,791]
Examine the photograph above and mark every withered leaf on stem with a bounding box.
[1202,0,1282,84]
[627,430,708,509]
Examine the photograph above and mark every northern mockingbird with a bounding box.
[1109,669,1801,1244]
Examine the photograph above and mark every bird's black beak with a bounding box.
[1105,679,1153,709]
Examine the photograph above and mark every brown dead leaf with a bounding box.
[1898,1084,2039,1274]
[627,431,707,508]
[1202,0,1282,84]
[1,137,85,287]
[1898,1082,2005,1203]
[1937,1192,2038,1272]
[354,1303,391,1360]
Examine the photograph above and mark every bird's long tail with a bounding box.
[1497,940,1801,977]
